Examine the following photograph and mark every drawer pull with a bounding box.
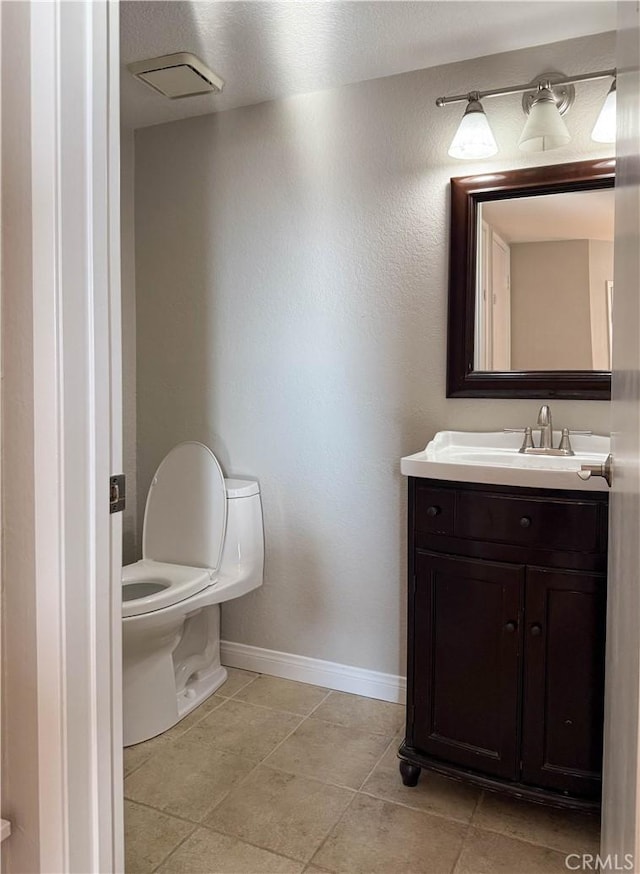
[531,624,543,637]
[519,516,532,528]
[426,505,441,518]
[504,621,517,633]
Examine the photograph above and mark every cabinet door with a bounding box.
[412,551,524,780]
[522,567,606,800]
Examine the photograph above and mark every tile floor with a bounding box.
[124,669,600,874]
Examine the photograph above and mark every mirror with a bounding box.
[476,190,614,372]
[447,159,615,399]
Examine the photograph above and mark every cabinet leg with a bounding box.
[399,759,421,787]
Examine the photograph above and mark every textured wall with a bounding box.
[135,31,615,676]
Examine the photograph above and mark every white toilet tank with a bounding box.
[220,478,264,586]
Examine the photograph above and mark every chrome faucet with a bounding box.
[537,405,553,450]
[506,405,591,456]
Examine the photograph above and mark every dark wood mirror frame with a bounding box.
[446,158,615,400]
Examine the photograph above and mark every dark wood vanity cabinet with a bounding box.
[399,478,608,810]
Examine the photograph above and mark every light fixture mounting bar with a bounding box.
[435,68,616,108]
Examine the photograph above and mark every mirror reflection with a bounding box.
[474,188,614,372]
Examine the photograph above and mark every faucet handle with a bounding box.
[558,428,574,455]
[503,428,534,452]
[558,429,593,456]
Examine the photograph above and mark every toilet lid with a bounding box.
[143,442,227,571]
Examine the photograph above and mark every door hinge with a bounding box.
[110,474,126,514]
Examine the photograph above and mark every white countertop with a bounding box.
[401,431,611,492]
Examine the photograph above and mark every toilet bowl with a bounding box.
[122,442,264,747]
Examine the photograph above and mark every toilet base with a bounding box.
[124,662,227,748]
[123,603,227,747]
[177,662,228,720]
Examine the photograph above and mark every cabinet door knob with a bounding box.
[504,621,517,633]
[519,516,532,528]
[426,505,441,518]
[530,624,543,636]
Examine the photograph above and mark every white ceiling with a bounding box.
[481,189,615,243]
[120,1,616,130]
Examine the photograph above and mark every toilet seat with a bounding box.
[123,442,228,619]
[143,442,227,570]
[122,560,214,618]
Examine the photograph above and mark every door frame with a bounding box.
[28,1,123,869]
[600,0,640,862]
[489,230,511,371]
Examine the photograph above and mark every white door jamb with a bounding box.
[31,1,123,870]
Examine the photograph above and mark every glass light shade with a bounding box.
[448,100,498,160]
[591,81,616,143]
[518,89,571,152]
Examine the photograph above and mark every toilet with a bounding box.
[122,441,264,747]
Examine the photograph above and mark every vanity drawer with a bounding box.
[415,485,455,536]
[456,492,602,553]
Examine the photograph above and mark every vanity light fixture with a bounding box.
[518,82,571,152]
[591,80,616,143]
[437,69,616,158]
[448,95,498,159]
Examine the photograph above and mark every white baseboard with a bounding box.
[220,641,406,704]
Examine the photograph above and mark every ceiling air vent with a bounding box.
[127,52,224,99]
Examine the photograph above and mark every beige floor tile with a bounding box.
[124,733,255,822]
[362,740,480,822]
[264,718,390,790]
[473,792,601,855]
[124,731,173,777]
[233,675,329,715]
[312,793,465,874]
[124,742,156,778]
[310,691,405,736]
[156,827,304,873]
[124,800,194,873]
[204,764,354,862]
[123,694,225,778]
[455,827,571,874]
[215,667,259,698]
[186,699,303,761]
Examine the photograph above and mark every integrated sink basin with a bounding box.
[401,431,611,491]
